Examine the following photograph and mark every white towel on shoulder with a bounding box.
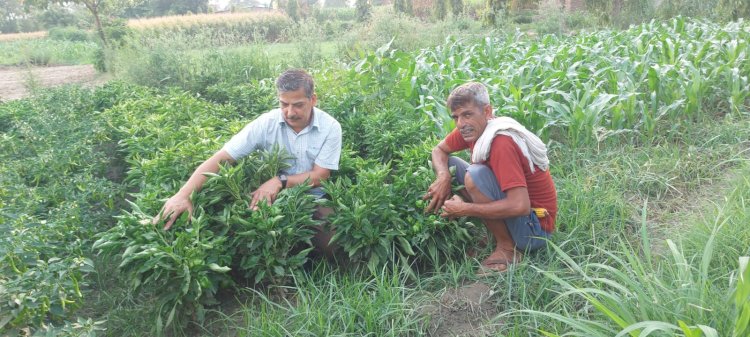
[471,117,549,173]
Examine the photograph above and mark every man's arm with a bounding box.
[153,149,236,229]
[249,164,331,210]
[441,187,530,219]
[424,140,455,213]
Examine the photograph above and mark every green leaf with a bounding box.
[208,263,231,273]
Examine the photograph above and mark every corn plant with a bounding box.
[526,199,745,337]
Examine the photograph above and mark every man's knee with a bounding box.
[464,171,477,190]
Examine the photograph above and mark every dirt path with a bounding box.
[0,64,109,102]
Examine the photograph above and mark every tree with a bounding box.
[287,0,300,22]
[355,0,370,21]
[719,0,750,21]
[434,0,447,19]
[450,0,463,16]
[1,0,24,33]
[24,0,140,46]
[483,0,505,26]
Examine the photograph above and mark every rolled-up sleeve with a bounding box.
[314,122,342,170]
[222,118,264,161]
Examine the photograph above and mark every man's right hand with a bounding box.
[152,194,194,230]
[423,172,452,213]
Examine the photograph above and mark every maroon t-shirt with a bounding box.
[444,129,558,232]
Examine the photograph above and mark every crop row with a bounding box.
[1,17,748,334]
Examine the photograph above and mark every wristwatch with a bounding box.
[277,174,288,189]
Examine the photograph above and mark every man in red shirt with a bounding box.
[424,82,557,273]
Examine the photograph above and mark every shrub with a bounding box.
[48,26,90,42]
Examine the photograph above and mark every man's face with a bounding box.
[279,88,316,132]
[451,103,493,143]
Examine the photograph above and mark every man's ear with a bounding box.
[311,93,318,107]
[483,104,493,119]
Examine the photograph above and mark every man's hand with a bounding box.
[250,176,283,211]
[423,172,452,213]
[440,195,467,218]
[153,194,194,230]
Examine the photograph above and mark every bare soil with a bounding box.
[420,282,501,336]
[0,64,109,102]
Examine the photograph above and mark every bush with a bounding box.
[27,48,52,65]
[48,26,90,42]
[113,42,273,94]
[312,6,357,21]
[102,18,132,46]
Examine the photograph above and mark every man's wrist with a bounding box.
[277,174,288,189]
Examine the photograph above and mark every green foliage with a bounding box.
[26,48,52,65]
[734,257,750,337]
[450,0,464,16]
[281,18,328,68]
[123,0,209,17]
[530,176,750,336]
[37,3,82,28]
[407,18,750,146]
[0,85,130,333]
[113,40,274,94]
[718,0,750,21]
[323,148,475,274]
[312,6,357,21]
[131,13,292,44]
[203,80,277,117]
[356,0,371,21]
[4,12,750,337]
[48,26,91,42]
[393,0,412,15]
[102,17,132,46]
[483,0,506,26]
[233,265,424,336]
[0,39,99,66]
[94,151,320,330]
[434,0,448,20]
[287,0,301,22]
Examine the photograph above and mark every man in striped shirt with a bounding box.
[152,69,342,253]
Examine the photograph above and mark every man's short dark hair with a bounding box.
[276,69,314,98]
[447,82,490,111]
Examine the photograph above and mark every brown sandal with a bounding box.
[476,259,512,276]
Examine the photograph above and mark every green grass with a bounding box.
[0,38,99,66]
[2,15,750,337]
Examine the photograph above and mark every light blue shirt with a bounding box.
[223,107,342,176]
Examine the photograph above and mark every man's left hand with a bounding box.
[250,177,282,210]
[440,195,466,218]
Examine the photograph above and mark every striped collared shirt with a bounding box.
[223,107,342,175]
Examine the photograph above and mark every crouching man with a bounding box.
[423,82,557,274]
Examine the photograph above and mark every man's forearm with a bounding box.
[431,145,451,179]
[286,166,331,189]
[176,150,233,197]
[176,163,215,197]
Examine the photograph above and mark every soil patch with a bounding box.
[0,64,109,102]
[420,282,500,336]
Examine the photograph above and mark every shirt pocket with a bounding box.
[305,145,321,162]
